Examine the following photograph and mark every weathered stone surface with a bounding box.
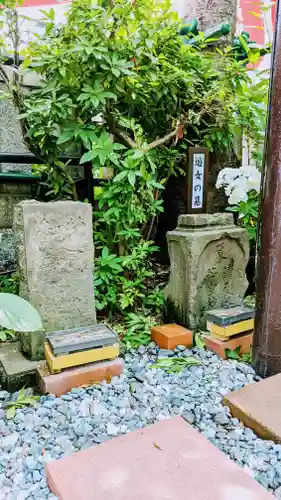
[0,86,31,174]
[20,330,46,361]
[13,200,96,335]
[172,0,236,31]
[0,342,39,392]
[165,213,249,329]
[0,87,33,269]
[0,229,17,271]
[0,194,30,228]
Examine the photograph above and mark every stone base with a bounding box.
[165,213,249,329]
[224,374,281,443]
[151,324,193,349]
[20,330,46,361]
[203,332,253,359]
[37,358,124,396]
[46,417,273,500]
[0,342,39,392]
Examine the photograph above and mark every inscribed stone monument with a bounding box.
[13,200,96,358]
[165,213,249,328]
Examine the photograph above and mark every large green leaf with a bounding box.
[0,294,43,332]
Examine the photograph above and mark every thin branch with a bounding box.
[145,128,178,151]
[106,109,185,151]
[113,127,137,148]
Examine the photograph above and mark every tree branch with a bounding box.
[105,112,137,148]
[112,127,137,148]
[145,128,178,151]
[106,109,185,151]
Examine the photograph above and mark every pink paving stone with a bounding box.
[46,417,274,500]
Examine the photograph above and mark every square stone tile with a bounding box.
[46,417,273,500]
[225,373,281,442]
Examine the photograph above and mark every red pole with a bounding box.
[253,0,281,376]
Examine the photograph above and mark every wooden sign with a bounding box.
[187,147,209,213]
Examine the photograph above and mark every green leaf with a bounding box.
[128,171,136,186]
[0,294,43,332]
[6,406,16,420]
[194,332,205,349]
[80,151,97,164]
[57,130,74,144]
[17,387,26,401]
[113,143,126,151]
[0,330,7,342]
[114,171,128,183]
[101,247,109,259]
[151,356,201,373]
[130,150,144,159]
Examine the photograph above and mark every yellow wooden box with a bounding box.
[207,319,254,340]
[45,341,120,374]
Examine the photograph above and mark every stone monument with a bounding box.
[165,213,249,328]
[0,87,32,271]
[13,200,96,359]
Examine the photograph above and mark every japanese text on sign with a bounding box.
[191,153,205,209]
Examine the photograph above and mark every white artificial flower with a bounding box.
[216,165,261,205]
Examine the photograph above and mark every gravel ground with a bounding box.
[1,344,281,499]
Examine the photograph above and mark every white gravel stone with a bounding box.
[0,347,280,497]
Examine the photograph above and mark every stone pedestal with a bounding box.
[13,200,96,358]
[0,90,32,271]
[165,213,249,329]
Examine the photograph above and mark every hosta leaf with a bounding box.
[0,294,43,332]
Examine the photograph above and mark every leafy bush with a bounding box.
[0,0,269,328]
[0,274,19,295]
[121,313,156,348]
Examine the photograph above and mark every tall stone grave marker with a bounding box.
[13,200,96,358]
[0,87,32,271]
[165,213,249,328]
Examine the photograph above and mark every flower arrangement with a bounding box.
[216,165,261,241]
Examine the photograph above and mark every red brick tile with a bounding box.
[37,358,124,396]
[203,332,253,359]
[46,417,274,500]
[151,324,193,349]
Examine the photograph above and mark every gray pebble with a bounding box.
[0,347,279,497]
[182,410,196,425]
[214,413,229,426]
